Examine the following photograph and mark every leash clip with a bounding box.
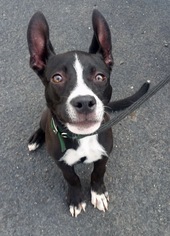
[61,132,68,138]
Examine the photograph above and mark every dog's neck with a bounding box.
[51,113,99,153]
[50,111,107,148]
[51,113,90,140]
[51,117,78,138]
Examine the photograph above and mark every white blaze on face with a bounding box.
[66,54,104,135]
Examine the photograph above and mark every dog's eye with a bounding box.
[95,74,106,82]
[51,74,63,83]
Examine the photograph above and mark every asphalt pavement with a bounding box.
[0,0,170,235]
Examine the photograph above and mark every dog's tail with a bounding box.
[106,81,150,112]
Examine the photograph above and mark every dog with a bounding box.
[27,9,150,217]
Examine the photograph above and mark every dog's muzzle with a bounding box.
[66,95,104,135]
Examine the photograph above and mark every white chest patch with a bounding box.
[60,135,107,166]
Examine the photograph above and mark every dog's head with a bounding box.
[27,10,113,135]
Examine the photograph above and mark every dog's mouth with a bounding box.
[66,120,101,135]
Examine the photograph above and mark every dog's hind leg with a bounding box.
[28,108,48,151]
[28,128,45,151]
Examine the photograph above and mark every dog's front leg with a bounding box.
[91,156,109,212]
[57,161,86,217]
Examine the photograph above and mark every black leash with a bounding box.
[95,75,170,134]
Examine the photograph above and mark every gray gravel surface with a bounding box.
[0,0,170,235]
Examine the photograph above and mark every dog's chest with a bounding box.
[60,135,107,166]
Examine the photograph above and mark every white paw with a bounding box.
[91,190,109,212]
[69,202,86,217]
[28,143,39,151]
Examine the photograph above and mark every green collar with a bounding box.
[51,118,84,153]
[51,118,67,152]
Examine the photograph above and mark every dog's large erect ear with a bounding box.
[89,10,113,69]
[27,12,54,74]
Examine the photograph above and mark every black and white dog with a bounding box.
[27,10,150,217]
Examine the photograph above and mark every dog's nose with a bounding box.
[71,95,96,113]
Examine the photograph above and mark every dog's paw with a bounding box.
[91,190,109,212]
[28,142,39,151]
[28,128,45,152]
[69,202,86,217]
